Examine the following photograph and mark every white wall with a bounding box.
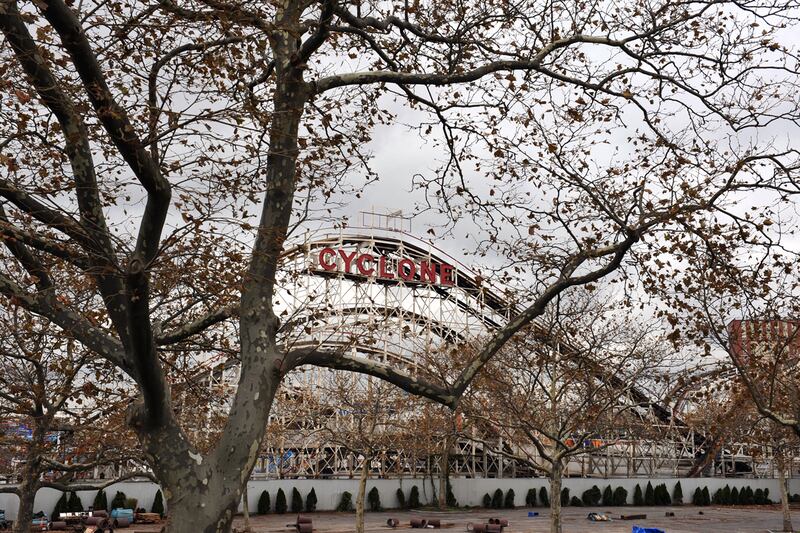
[1,477,798,520]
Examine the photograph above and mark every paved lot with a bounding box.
[125,506,799,532]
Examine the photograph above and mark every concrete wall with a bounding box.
[1,477,799,520]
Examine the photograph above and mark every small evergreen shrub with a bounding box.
[764,488,770,503]
[336,491,353,512]
[602,486,613,506]
[68,492,83,512]
[93,490,108,512]
[731,487,739,505]
[276,488,288,514]
[491,489,503,509]
[560,488,570,506]
[526,488,537,507]
[661,484,671,505]
[580,485,601,506]
[570,496,583,507]
[152,490,165,517]
[306,488,317,512]
[754,488,765,505]
[124,498,138,511]
[692,487,702,506]
[111,491,126,510]
[396,488,406,509]
[634,485,644,506]
[645,482,655,506]
[503,489,515,509]
[722,485,731,505]
[673,482,683,504]
[702,487,711,506]
[613,487,628,506]
[53,492,68,519]
[257,491,270,514]
[367,487,381,512]
[409,486,421,509]
[743,486,754,505]
[482,493,492,508]
[291,488,303,513]
[539,487,549,507]
[712,489,723,505]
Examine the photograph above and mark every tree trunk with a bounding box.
[549,463,563,533]
[355,458,369,533]
[13,480,38,533]
[779,456,793,532]
[136,8,310,533]
[242,484,251,533]
[439,437,449,510]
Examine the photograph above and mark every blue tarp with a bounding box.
[632,527,665,533]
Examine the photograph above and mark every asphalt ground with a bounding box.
[121,505,800,532]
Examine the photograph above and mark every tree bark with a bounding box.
[355,457,369,533]
[242,484,251,533]
[13,480,37,533]
[438,436,449,510]
[779,456,793,532]
[549,462,563,533]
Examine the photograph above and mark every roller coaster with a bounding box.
[206,213,788,481]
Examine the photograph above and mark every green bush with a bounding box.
[396,488,406,509]
[504,489,515,509]
[659,484,671,505]
[645,482,655,506]
[306,488,317,512]
[731,487,739,505]
[560,488,570,506]
[111,491,126,510]
[152,490,165,517]
[570,496,583,507]
[613,487,628,506]
[336,491,352,512]
[409,486,421,509]
[367,487,381,512]
[52,492,68,519]
[68,491,83,512]
[93,490,108,512]
[275,488,288,514]
[446,481,458,508]
[290,488,303,513]
[602,486,613,506]
[526,488,537,507]
[754,488,765,505]
[712,488,723,505]
[702,487,710,506]
[257,491,270,514]
[634,485,644,506]
[491,489,503,509]
[580,485,600,506]
[124,498,138,511]
[722,485,731,505]
[673,482,683,504]
[539,487,549,507]
[764,488,770,503]
[743,486,754,505]
[482,493,492,508]
[692,487,702,506]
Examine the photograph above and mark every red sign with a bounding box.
[316,247,455,286]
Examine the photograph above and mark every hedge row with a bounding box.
[255,488,318,514]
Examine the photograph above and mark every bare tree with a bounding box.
[0,306,147,532]
[312,374,406,533]
[463,292,668,533]
[0,1,798,531]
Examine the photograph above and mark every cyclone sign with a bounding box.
[315,247,455,286]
